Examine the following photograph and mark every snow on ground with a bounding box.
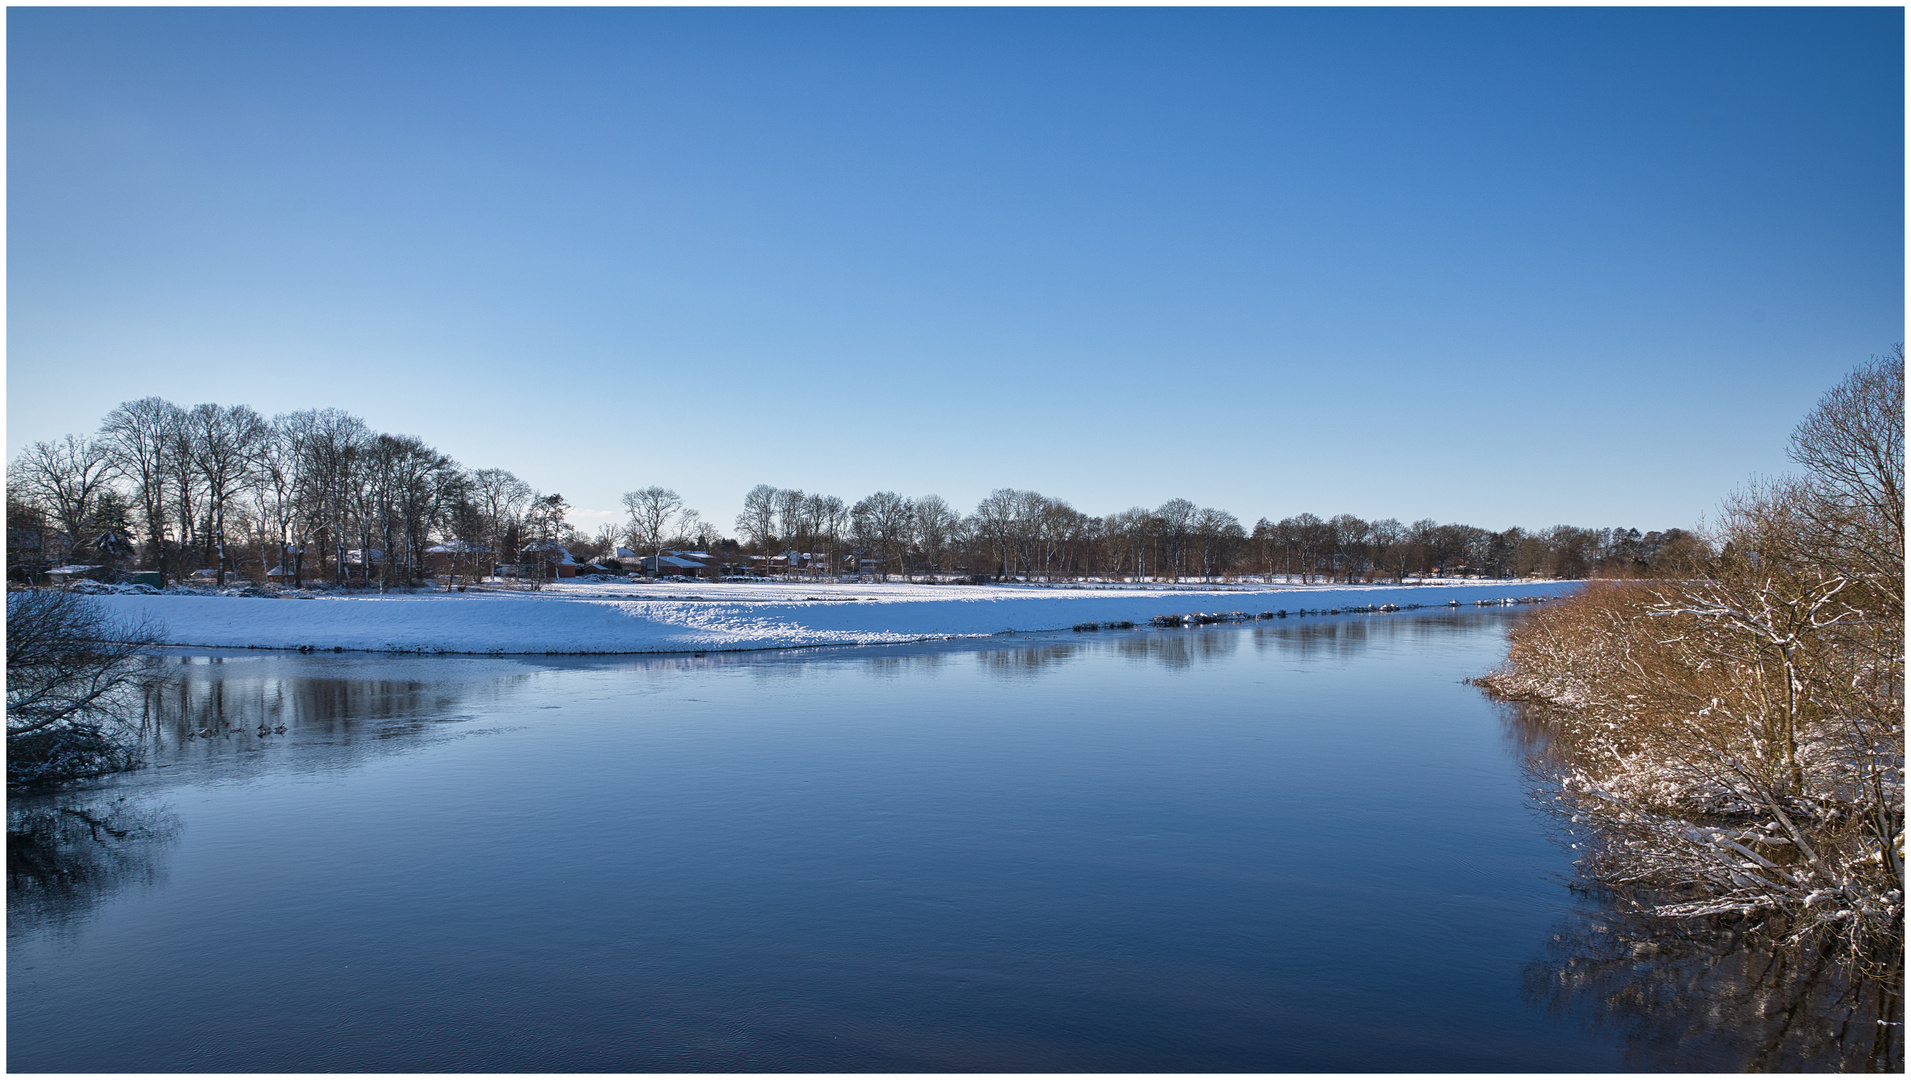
[85,578,1586,655]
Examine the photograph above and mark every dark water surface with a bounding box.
[6,612,1881,1071]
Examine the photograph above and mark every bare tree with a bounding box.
[469,467,533,577]
[1786,346,1904,607]
[774,488,809,560]
[814,494,847,579]
[678,511,723,552]
[851,491,914,582]
[912,494,962,578]
[972,489,1019,579]
[1327,514,1369,583]
[99,398,185,583]
[363,433,454,587]
[520,492,569,589]
[1192,506,1245,582]
[250,411,321,586]
[11,435,120,564]
[1369,517,1408,583]
[735,484,780,550]
[1149,498,1194,582]
[622,486,683,575]
[183,404,267,585]
[302,409,369,587]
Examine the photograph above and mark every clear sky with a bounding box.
[8,7,1903,537]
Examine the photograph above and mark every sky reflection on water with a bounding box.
[9,611,1893,1070]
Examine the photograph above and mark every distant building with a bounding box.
[518,541,578,579]
[637,553,715,580]
[344,548,386,568]
[424,540,492,576]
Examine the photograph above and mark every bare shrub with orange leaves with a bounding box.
[1481,354,1904,969]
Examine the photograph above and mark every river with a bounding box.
[7,610,1899,1070]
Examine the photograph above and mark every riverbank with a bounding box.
[85,579,1586,654]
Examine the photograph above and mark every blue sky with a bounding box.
[8,7,1903,536]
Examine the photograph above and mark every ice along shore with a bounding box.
[83,579,1587,656]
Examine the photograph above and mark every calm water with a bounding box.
[8,612,1896,1071]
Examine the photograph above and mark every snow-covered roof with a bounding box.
[643,555,706,569]
[425,540,491,554]
[47,564,101,575]
[519,542,578,563]
[614,547,641,560]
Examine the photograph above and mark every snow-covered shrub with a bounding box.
[1479,357,1904,971]
[67,581,159,596]
[6,591,165,787]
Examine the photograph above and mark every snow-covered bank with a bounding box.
[91,580,1585,655]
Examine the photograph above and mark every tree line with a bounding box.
[6,399,555,588]
[9,395,1699,588]
[720,483,1697,583]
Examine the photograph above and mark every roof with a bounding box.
[425,540,491,554]
[644,555,706,569]
[519,542,578,563]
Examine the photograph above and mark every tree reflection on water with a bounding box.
[25,619,1890,1069]
[7,795,181,933]
[1527,910,1902,1071]
[1500,699,1904,1070]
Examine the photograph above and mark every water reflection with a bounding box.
[1252,609,1484,661]
[134,653,543,768]
[1499,700,1905,1070]
[978,642,1084,677]
[16,613,1495,945]
[7,795,180,933]
[30,610,1840,1072]
[1526,912,1903,1070]
[748,609,1476,682]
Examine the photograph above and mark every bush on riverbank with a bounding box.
[6,590,164,787]
[1478,354,1904,973]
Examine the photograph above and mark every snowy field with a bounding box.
[86,579,1586,655]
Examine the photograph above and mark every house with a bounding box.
[423,540,492,576]
[344,548,386,568]
[517,541,578,579]
[844,553,891,577]
[635,554,714,580]
[671,551,720,578]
